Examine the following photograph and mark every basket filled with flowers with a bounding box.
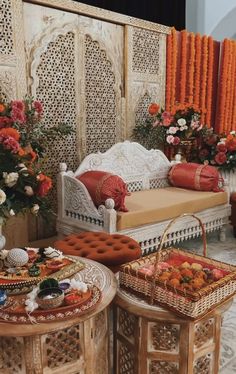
[133,102,207,161]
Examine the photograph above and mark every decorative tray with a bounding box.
[0,285,101,323]
[0,248,85,294]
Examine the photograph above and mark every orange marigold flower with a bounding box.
[0,127,20,141]
[148,103,160,115]
[18,147,26,156]
[0,103,5,113]
[29,150,37,162]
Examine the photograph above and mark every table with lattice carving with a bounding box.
[113,287,233,374]
[0,258,117,374]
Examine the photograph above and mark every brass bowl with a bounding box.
[36,287,64,309]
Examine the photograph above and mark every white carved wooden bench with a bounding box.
[57,141,231,254]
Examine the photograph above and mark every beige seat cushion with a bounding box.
[116,187,228,230]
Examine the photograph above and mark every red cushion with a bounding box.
[77,171,130,212]
[54,232,142,266]
[168,163,223,192]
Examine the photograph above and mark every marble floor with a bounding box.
[181,226,236,374]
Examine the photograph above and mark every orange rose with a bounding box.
[0,127,20,141]
[0,104,5,113]
[148,103,160,115]
[37,174,52,197]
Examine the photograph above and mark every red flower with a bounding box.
[161,111,173,127]
[199,148,209,158]
[32,100,43,114]
[37,174,52,197]
[172,136,180,145]
[216,143,227,153]
[225,138,236,152]
[0,116,12,128]
[205,134,218,146]
[11,108,26,124]
[148,103,159,115]
[11,100,25,112]
[215,152,227,165]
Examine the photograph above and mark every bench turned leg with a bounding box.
[219,225,226,242]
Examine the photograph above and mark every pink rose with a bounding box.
[172,136,180,145]
[216,143,227,153]
[214,152,227,165]
[166,135,174,144]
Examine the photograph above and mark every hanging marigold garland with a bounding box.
[179,30,187,104]
[232,42,236,129]
[187,32,195,104]
[165,33,172,111]
[217,39,230,133]
[171,27,178,109]
[200,35,208,124]
[194,33,202,109]
[205,36,214,127]
[226,40,235,132]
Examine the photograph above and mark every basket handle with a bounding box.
[150,213,207,305]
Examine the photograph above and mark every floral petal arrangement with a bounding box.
[133,102,207,150]
[0,97,73,221]
[196,130,236,171]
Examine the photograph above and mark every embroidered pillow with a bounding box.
[77,171,130,211]
[168,163,223,192]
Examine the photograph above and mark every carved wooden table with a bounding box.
[114,287,233,374]
[0,258,117,374]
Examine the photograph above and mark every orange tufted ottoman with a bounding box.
[54,232,142,272]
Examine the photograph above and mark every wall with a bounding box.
[186,0,236,40]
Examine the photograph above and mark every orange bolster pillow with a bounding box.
[168,163,223,192]
[77,170,130,212]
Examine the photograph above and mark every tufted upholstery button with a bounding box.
[54,232,142,271]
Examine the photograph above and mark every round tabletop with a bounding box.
[0,258,117,336]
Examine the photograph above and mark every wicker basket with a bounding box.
[119,213,236,319]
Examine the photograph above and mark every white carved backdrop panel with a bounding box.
[125,25,167,139]
[0,0,26,99]
[0,0,14,56]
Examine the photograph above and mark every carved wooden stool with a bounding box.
[113,287,233,374]
[54,231,142,271]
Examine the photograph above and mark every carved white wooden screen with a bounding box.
[23,3,124,165]
[1,0,168,240]
[125,25,167,138]
[0,0,26,100]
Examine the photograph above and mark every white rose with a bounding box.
[177,118,186,126]
[25,186,34,196]
[9,209,15,216]
[31,204,39,215]
[3,172,19,187]
[230,130,236,135]
[168,126,178,134]
[0,189,6,205]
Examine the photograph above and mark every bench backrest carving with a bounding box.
[74,141,171,192]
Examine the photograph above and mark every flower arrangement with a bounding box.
[196,130,236,171]
[133,102,206,150]
[0,97,73,221]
